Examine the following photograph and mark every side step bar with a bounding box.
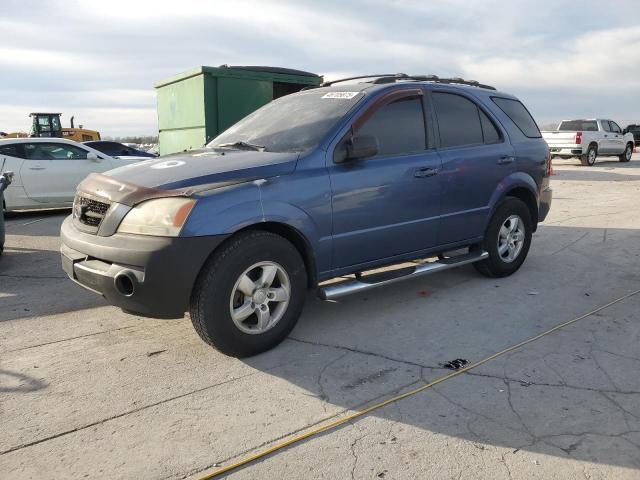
[317,251,488,301]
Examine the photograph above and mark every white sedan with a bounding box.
[0,137,146,211]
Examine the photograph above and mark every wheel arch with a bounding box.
[488,174,540,232]
[223,221,318,289]
[504,186,538,232]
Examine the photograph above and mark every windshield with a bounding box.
[207,89,364,153]
[558,120,598,131]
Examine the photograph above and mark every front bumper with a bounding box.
[60,216,229,318]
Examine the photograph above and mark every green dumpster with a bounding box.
[155,65,323,155]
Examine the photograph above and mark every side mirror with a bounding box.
[338,135,378,163]
[86,152,101,162]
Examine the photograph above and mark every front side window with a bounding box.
[24,143,88,160]
[356,96,426,157]
[609,121,622,134]
[492,97,541,138]
[432,92,484,148]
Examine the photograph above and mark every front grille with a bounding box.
[74,194,111,229]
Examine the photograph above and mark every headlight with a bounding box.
[117,198,196,237]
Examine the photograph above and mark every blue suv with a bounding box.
[60,74,552,357]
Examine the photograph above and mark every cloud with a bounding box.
[1,0,638,137]
[459,26,640,91]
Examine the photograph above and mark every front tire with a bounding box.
[190,231,307,357]
[580,145,597,166]
[619,143,633,162]
[474,197,533,278]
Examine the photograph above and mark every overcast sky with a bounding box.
[1,0,638,137]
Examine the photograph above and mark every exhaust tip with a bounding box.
[114,272,135,297]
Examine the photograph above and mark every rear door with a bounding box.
[432,91,515,245]
[21,142,110,203]
[328,89,442,269]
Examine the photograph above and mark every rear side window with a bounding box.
[432,92,490,148]
[432,93,483,147]
[357,96,426,156]
[0,144,23,158]
[479,110,501,144]
[601,121,612,132]
[492,97,541,138]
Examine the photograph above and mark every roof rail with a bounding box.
[321,74,406,87]
[322,73,496,90]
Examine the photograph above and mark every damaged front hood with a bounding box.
[77,148,298,206]
[106,148,299,190]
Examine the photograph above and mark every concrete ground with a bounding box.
[1,152,639,479]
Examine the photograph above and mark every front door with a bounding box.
[600,120,615,154]
[328,89,442,270]
[608,120,625,154]
[21,142,107,203]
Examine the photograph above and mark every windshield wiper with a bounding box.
[215,141,265,152]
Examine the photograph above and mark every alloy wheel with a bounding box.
[497,215,525,263]
[229,261,291,334]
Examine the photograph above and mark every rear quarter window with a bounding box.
[492,97,541,138]
[0,144,24,158]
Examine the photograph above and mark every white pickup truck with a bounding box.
[542,119,635,166]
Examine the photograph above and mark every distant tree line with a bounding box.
[103,135,158,144]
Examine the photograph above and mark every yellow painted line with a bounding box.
[199,288,640,479]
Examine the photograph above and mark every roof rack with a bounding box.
[321,73,496,90]
[321,74,404,87]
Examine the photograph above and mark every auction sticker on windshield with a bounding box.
[322,92,359,99]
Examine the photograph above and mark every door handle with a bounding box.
[414,167,438,178]
[29,167,46,170]
[604,135,608,138]
[497,156,515,165]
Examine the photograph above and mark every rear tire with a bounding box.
[474,197,533,278]
[580,145,597,166]
[189,230,307,357]
[619,143,633,162]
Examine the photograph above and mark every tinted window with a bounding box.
[492,97,541,138]
[0,144,23,158]
[479,109,501,144]
[86,142,122,155]
[558,120,598,132]
[609,121,622,134]
[24,143,88,160]
[357,96,426,156]
[432,92,483,148]
[601,120,612,132]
